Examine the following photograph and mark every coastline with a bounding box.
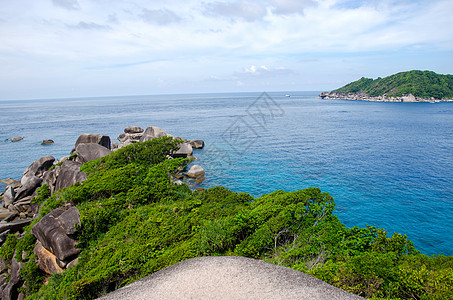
[319,91,453,103]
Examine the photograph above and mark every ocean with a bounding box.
[1,91,452,256]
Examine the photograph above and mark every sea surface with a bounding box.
[1,92,452,256]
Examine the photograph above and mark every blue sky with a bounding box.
[0,0,452,100]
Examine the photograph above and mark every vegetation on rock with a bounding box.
[1,137,452,299]
[334,70,453,99]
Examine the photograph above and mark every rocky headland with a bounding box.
[0,126,204,300]
[320,70,453,102]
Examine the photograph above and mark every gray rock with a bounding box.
[1,257,23,300]
[186,165,205,178]
[58,206,81,235]
[3,186,16,207]
[7,204,19,214]
[0,257,6,273]
[124,126,144,134]
[15,176,42,201]
[118,133,142,143]
[0,208,12,220]
[75,133,111,150]
[0,219,32,235]
[31,205,81,262]
[140,126,170,142]
[23,155,55,178]
[41,139,54,145]
[112,140,133,151]
[10,136,23,142]
[75,143,111,164]
[42,169,58,194]
[55,161,87,191]
[173,143,193,158]
[190,140,205,149]
[98,256,364,300]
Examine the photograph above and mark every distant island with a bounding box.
[320,70,453,102]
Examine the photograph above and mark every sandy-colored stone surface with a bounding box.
[98,256,364,300]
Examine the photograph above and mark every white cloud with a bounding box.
[140,8,182,25]
[203,0,267,22]
[67,21,111,30]
[51,0,79,10]
[270,0,317,15]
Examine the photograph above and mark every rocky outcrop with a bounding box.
[75,133,111,150]
[10,137,23,142]
[55,161,87,191]
[41,139,54,145]
[23,155,55,178]
[15,176,42,200]
[31,205,81,263]
[140,126,170,142]
[189,140,204,149]
[173,143,193,158]
[0,126,208,300]
[124,126,144,134]
[74,143,111,164]
[186,165,205,178]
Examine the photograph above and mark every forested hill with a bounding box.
[333,70,453,99]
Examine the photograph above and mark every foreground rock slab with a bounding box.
[98,256,364,300]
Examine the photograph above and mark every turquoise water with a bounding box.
[1,92,452,256]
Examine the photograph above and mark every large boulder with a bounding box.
[186,165,205,178]
[140,126,170,142]
[55,161,87,191]
[31,205,81,262]
[75,143,111,164]
[173,143,193,158]
[33,241,63,275]
[23,155,55,178]
[3,186,16,207]
[124,126,144,134]
[118,133,142,143]
[190,140,205,149]
[75,133,111,150]
[15,176,42,201]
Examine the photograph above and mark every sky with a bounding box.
[0,0,452,100]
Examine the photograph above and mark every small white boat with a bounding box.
[285,94,290,97]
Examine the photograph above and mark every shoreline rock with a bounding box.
[319,91,453,103]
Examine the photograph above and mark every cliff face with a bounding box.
[321,70,453,101]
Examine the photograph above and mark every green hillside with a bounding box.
[334,70,453,99]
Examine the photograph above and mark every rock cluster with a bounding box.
[319,91,453,102]
[0,126,205,299]
[0,133,111,299]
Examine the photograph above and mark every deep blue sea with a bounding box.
[1,92,452,256]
